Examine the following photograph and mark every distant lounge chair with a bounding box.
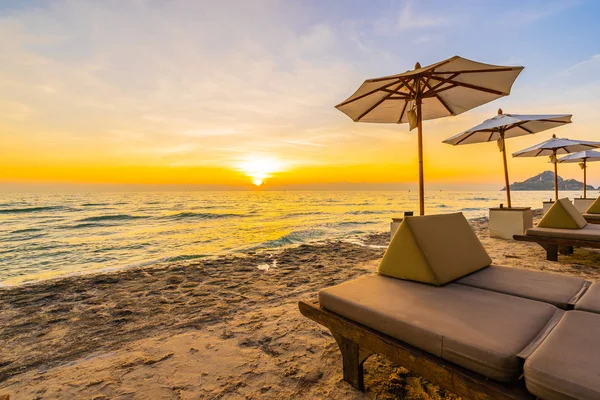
[299,212,600,399]
[583,195,600,224]
[514,198,600,260]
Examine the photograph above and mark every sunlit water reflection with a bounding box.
[0,190,593,285]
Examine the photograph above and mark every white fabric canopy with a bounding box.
[335,56,523,215]
[513,136,600,200]
[513,137,600,157]
[558,150,600,163]
[444,113,572,145]
[336,56,524,123]
[443,111,571,208]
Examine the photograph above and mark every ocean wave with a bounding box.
[345,210,386,215]
[284,211,326,217]
[337,221,377,226]
[3,233,45,242]
[0,206,64,214]
[166,211,246,220]
[248,229,326,250]
[60,222,108,229]
[165,254,207,262]
[466,197,491,201]
[81,203,110,207]
[11,228,43,234]
[78,214,148,222]
[461,207,483,212]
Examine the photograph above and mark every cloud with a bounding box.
[0,0,365,168]
[397,1,454,30]
[557,54,600,78]
[500,0,581,24]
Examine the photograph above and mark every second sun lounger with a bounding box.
[513,225,600,261]
[513,198,600,260]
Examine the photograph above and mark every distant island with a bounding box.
[502,170,596,191]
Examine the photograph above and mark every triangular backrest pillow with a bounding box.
[586,196,600,214]
[378,212,492,286]
[538,198,587,229]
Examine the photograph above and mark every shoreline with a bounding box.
[0,228,389,289]
[2,214,600,398]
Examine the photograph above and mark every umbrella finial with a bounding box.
[552,134,556,138]
[414,62,421,70]
[498,108,503,115]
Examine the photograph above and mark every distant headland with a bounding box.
[503,171,596,191]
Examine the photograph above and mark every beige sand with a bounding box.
[1,213,599,399]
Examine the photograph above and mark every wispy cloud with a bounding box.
[500,0,581,24]
[397,1,454,30]
[557,54,600,78]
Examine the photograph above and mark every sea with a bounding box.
[0,190,592,286]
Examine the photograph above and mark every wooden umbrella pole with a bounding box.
[584,159,587,199]
[500,132,511,208]
[417,97,424,216]
[553,150,559,201]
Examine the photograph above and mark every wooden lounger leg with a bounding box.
[559,246,574,256]
[332,333,373,391]
[545,244,558,261]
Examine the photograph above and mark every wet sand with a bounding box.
[1,213,600,399]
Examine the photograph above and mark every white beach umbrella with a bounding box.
[558,150,600,198]
[443,109,572,207]
[335,56,523,215]
[513,135,600,200]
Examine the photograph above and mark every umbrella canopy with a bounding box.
[336,56,524,215]
[443,111,572,145]
[557,150,600,163]
[513,135,600,200]
[558,150,600,198]
[513,136,600,157]
[443,110,572,207]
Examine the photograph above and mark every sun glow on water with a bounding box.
[238,156,284,186]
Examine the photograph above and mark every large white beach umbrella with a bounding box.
[335,56,524,215]
[443,109,572,207]
[558,150,600,198]
[513,135,600,201]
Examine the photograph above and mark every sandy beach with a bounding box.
[2,212,600,400]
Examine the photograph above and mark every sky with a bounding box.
[1,0,600,191]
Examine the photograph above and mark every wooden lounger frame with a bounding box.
[513,234,600,261]
[299,299,533,400]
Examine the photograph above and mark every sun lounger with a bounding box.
[514,225,600,261]
[583,196,600,224]
[583,213,600,224]
[513,198,600,260]
[318,274,560,382]
[299,212,600,398]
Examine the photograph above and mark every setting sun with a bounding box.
[237,156,284,186]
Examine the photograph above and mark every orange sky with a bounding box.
[2,1,600,190]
